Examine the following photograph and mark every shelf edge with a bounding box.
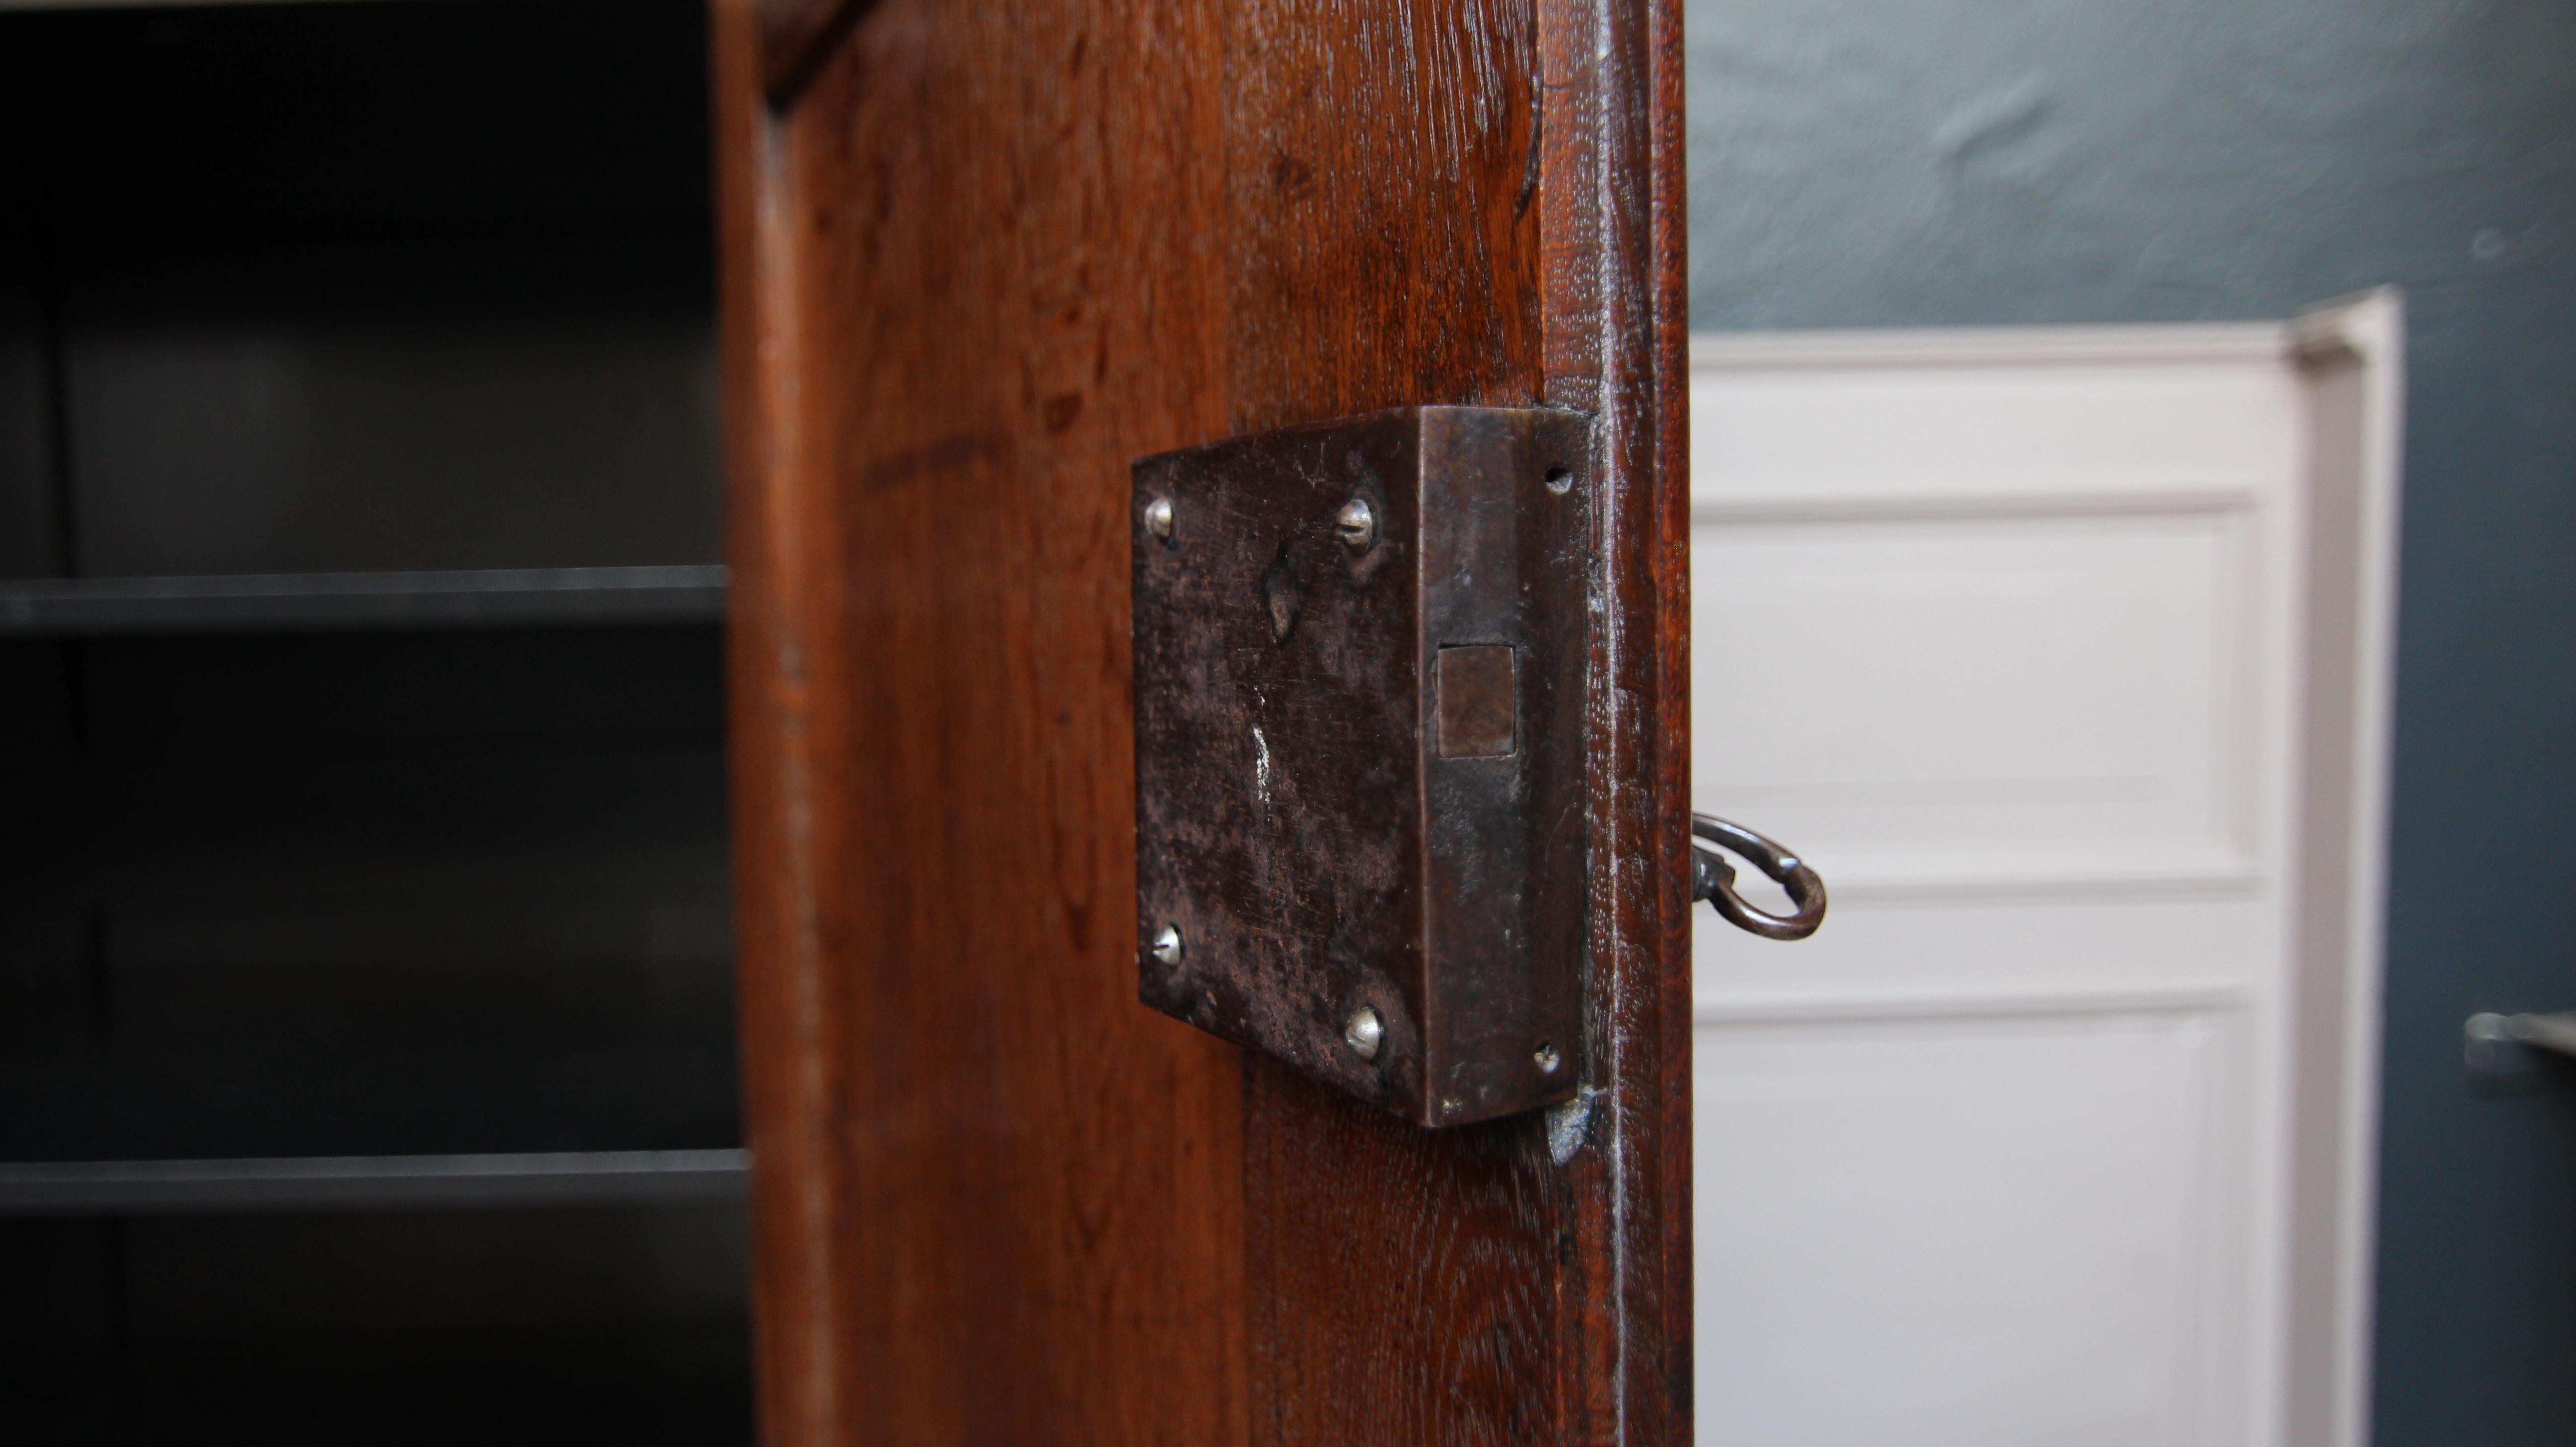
[0,565,730,635]
[0,1148,750,1214]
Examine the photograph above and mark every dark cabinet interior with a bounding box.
[0,2,748,1440]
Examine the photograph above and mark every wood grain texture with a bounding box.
[1223,0,1543,425]
[1534,0,1696,1437]
[715,0,1690,1435]
[1217,4,1567,1442]
[721,0,1245,1440]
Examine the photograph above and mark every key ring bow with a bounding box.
[1692,814,1826,941]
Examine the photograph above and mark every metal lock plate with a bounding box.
[1131,406,1590,1127]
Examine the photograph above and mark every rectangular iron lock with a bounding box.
[1130,406,1590,1127]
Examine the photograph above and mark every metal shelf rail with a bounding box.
[0,565,728,635]
[0,1148,749,1214]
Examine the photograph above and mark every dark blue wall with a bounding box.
[1682,3,2576,1441]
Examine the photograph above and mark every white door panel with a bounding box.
[1691,300,2401,1447]
[1694,508,2256,886]
[1696,1009,2230,1447]
[1691,335,2303,509]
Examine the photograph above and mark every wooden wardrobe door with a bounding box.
[713,0,1691,1439]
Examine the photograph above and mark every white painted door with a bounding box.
[1689,297,2403,1447]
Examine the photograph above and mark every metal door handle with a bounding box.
[2465,1011,2576,1079]
[2478,1012,2576,1056]
[1692,814,1826,941]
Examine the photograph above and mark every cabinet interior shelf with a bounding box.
[0,0,425,11]
[0,1148,749,1214]
[0,565,728,635]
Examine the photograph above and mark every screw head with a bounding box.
[1344,1005,1384,1061]
[1534,1042,1561,1074]
[1144,496,1175,543]
[1150,924,1184,966]
[1334,496,1376,553]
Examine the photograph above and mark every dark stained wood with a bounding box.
[1532,0,1697,1435]
[1651,0,1698,1425]
[714,0,1691,1436]
[719,2,1244,1440]
[751,0,863,98]
[714,12,829,1446]
[1221,0,1544,423]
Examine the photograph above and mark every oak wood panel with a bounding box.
[717,0,1690,1437]
[1223,0,1543,423]
[722,1,1244,1441]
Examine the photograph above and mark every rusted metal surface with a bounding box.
[1690,813,1828,941]
[1133,406,1591,1127]
[1437,645,1520,758]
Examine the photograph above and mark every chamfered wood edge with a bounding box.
[1535,0,1700,1431]
[711,4,840,1446]
[752,0,868,104]
[1649,0,1694,1428]
[1535,0,1694,1437]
